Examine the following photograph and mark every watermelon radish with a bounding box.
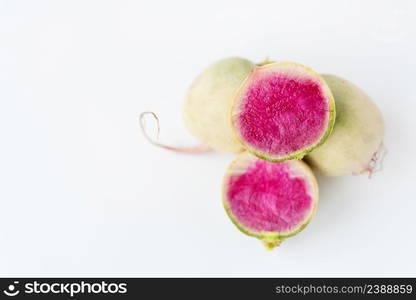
[223,152,319,249]
[183,57,255,153]
[140,58,335,162]
[231,62,336,162]
[305,74,385,176]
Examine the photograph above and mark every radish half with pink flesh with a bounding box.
[231,62,336,162]
[223,152,319,249]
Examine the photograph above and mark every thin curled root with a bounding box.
[139,111,211,154]
[361,142,388,178]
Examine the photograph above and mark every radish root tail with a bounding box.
[362,142,387,178]
[139,111,211,154]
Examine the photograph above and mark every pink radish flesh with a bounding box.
[226,159,313,232]
[236,75,329,157]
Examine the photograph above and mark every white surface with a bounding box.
[1,0,415,277]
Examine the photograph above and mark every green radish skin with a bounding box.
[183,57,255,153]
[305,74,385,177]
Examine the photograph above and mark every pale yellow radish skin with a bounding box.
[306,74,385,176]
[183,57,255,153]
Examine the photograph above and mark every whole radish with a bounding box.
[141,57,336,162]
[305,74,385,176]
[183,57,255,153]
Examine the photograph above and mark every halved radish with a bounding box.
[223,152,319,249]
[232,62,335,162]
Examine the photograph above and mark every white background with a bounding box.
[1,0,415,277]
